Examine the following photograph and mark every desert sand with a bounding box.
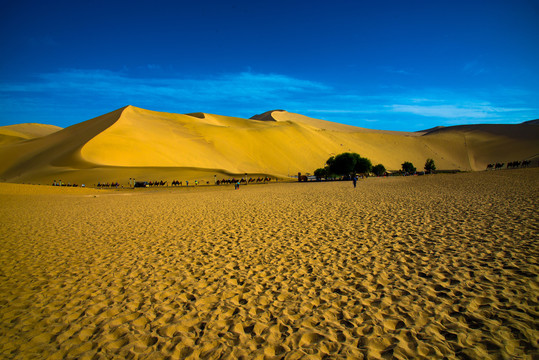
[0,106,538,185]
[0,169,537,359]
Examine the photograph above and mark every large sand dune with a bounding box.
[0,169,537,358]
[0,105,537,185]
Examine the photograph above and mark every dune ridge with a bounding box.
[0,107,126,182]
[250,110,283,121]
[0,105,537,185]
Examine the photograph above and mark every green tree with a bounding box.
[328,152,358,175]
[314,167,327,180]
[326,156,335,169]
[354,156,372,174]
[401,161,416,174]
[372,164,386,176]
[324,152,373,176]
[424,158,436,173]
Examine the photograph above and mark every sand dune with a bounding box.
[0,107,125,183]
[0,169,537,358]
[422,124,539,171]
[0,105,537,185]
[0,123,62,145]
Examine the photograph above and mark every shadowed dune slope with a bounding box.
[0,107,125,182]
[0,105,538,184]
[422,124,539,170]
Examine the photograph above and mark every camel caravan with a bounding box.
[134,180,168,187]
[125,177,274,188]
[52,180,81,187]
[97,182,120,188]
[486,160,533,170]
[216,177,271,185]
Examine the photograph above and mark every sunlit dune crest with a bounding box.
[0,105,537,184]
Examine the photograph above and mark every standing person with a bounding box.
[352,175,358,188]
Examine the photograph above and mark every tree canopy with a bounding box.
[314,167,328,180]
[424,158,436,173]
[326,152,372,176]
[355,156,373,174]
[372,164,386,176]
[401,161,416,174]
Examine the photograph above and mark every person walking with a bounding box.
[352,175,358,188]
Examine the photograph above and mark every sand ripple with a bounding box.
[0,169,538,359]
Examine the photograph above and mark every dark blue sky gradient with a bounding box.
[1,0,537,130]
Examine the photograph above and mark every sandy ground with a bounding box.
[0,169,537,359]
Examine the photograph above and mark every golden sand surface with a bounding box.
[0,169,537,359]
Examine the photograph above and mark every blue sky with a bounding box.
[1,0,538,131]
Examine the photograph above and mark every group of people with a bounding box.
[171,180,206,186]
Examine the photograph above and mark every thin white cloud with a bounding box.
[0,68,537,130]
[391,103,535,120]
[0,69,329,104]
[391,104,489,119]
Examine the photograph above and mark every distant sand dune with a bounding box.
[0,123,62,145]
[0,105,537,185]
[0,169,537,358]
[422,124,539,171]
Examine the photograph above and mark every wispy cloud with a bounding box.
[391,104,489,119]
[0,69,329,106]
[0,68,536,130]
[0,69,333,124]
[390,102,535,122]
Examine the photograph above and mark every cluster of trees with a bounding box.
[314,152,386,180]
[314,153,437,179]
[402,158,436,174]
[401,161,416,174]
